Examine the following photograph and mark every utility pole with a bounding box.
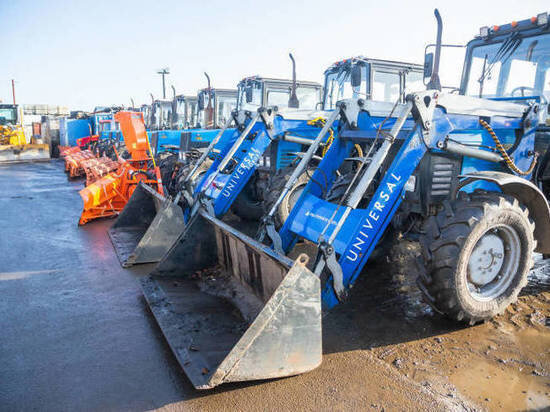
[157,68,170,99]
[11,79,16,105]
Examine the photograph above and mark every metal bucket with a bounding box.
[108,182,186,267]
[141,210,322,389]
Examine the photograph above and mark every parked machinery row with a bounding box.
[68,9,550,391]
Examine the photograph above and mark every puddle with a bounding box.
[351,240,550,410]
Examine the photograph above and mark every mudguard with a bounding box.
[459,171,550,254]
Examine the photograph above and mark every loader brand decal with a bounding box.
[345,173,401,262]
[221,147,262,197]
[305,211,337,225]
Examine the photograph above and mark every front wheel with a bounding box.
[262,166,313,229]
[417,193,535,324]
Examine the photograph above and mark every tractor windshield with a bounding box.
[237,81,263,111]
[158,102,172,129]
[266,85,320,110]
[197,91,214,128]
[323,63,368,110]
[216,94,237,127]
[187,100,198,128]
[464,32,550,100]
[0,107,17,125]
[175,98,186,119]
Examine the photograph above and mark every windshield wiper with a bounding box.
[478,33,522,94]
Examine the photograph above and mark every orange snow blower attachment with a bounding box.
[63,127,100,178]
[78,112,163,225]
[65,149,96,178]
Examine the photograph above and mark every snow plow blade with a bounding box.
[108,182,185,267]
[0,144,50,163]
[141,210,322,389]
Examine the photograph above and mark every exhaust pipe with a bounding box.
[427,9,442,91]
[204,72,214,128]
[288,53,299,108]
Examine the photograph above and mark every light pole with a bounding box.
[157,68,170,99]
[12,79,16,105]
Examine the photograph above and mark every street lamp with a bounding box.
[157,68,170,99]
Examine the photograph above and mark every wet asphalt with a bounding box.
[0,161,197,411]
[1,161,548,411]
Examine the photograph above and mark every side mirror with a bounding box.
[350,64,362,88]
[198,95,205,110]
[245,86,253,103]
[424,52,434,80]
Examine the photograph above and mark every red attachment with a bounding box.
[76,134,99,148]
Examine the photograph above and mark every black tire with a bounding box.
[263,166,312,229]
[417,193,535,324]
[157,153,178,191]
[231,179,263,221]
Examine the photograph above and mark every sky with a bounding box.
[1,0,548,111]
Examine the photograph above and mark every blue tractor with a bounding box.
[139,10,550,389]
[148,74,238,154]
[108,54,421,268]
[108,54,336,267]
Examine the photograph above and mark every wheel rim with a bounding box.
[286,184,305,214]
[466,224,521,301]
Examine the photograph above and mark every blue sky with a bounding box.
[1,0,547,110]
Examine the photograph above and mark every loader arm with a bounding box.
[274,92,535,308]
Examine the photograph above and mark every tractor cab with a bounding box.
[457,12,550,122]
[150,99,173,130]
[197,88,237,129]
[236,76,322,112]
[323,57,423,110]
[172,94,198,129]
[0,104,19,127]
[438,12,550,194]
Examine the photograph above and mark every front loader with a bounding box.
[0,104,50,163]
[108,56,332,267]
[140,9,550,389]
[78,111,163,225]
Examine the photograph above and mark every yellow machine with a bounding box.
[0,104,50,163]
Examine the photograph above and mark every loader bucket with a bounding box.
[108,182,186,267]
[142,210,322,389]
[0,144,50,164]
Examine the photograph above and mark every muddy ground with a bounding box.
[0,161,548,411]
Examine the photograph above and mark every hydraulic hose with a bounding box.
[479,119,538,176]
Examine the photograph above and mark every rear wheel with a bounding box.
[417,193,535,324]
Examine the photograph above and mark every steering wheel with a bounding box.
[510,86,549,105]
